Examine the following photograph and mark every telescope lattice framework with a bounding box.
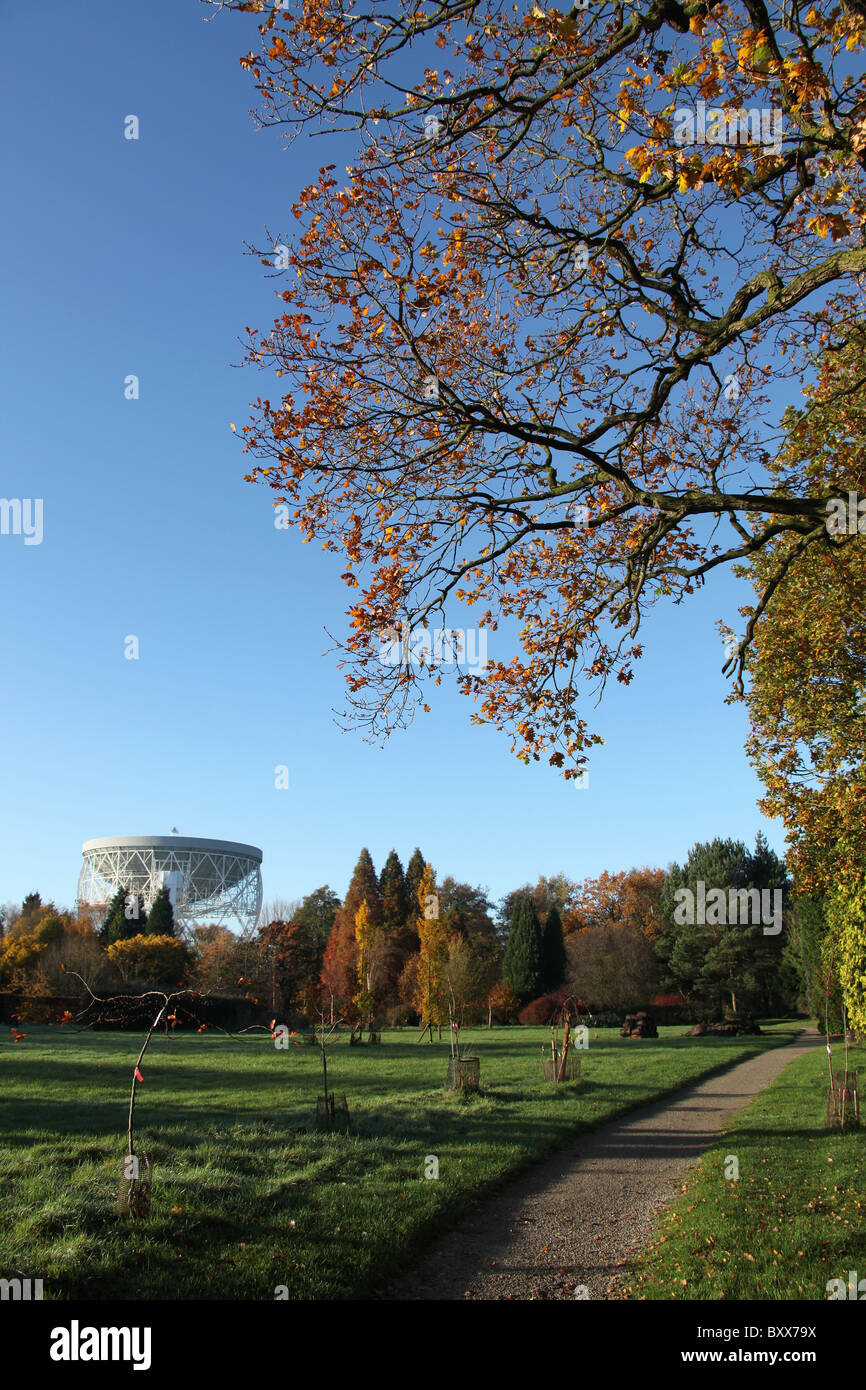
[78,836,263,934]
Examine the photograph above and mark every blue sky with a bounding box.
[0,0,789,917]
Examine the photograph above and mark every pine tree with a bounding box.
[540,903,567,992]
[657,837,788,1017]
[145,887,175,937]
[502,893,543,1003]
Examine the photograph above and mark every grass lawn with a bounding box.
[0,1021,798,1300]
[624,1041,866,1300]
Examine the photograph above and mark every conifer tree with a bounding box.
[379,850,409,938]
[99,886,128,945]
[403,846,427,951]
[145,887,175,937]
[540,903,567,992]
[344,848,382,925]
[405,849,426,909]
[502,894,543,1003]
[379,849,414,1003]
[657,836,788,1017]
[100,886,147,944]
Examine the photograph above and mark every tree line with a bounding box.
[3,829,859,1034]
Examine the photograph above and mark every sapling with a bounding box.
[313,1004,349,1127]
[62,968,288,1216]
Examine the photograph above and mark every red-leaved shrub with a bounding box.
[518,988,571,1026]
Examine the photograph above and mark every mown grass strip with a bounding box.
[625,1042,866,1300]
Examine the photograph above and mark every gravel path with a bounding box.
[382,1029,820,1301]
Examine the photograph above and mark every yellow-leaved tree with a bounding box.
[106,935,189,989]
[354,901,378,1026]
[415,863,449,1037]
[824,884,866,1038]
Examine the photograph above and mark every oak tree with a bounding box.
[225,0,866,774]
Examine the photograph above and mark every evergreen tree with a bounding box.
[657,835,789,1017]
[99,886,147,944]
[343,848,381,926]
[132,894,148,934]
[145,887,175,937]
[379,850,413,1004]
[502,893,543,1003]
[99,886,128,945]
[540,903,567,992]
[405,848,426,907]
[379,850,409,937]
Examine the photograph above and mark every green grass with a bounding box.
[0,1022,797,1300]
[625,1042,866,1300]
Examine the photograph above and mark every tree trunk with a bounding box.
[556,1017,571,1083]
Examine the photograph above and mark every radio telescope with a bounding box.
[78,835,263,935]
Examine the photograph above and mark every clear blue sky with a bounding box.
[0,0,788,917]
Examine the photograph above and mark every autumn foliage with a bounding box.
[738,338,866,899]
[225,0,866,777]
[563,867,665,939]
